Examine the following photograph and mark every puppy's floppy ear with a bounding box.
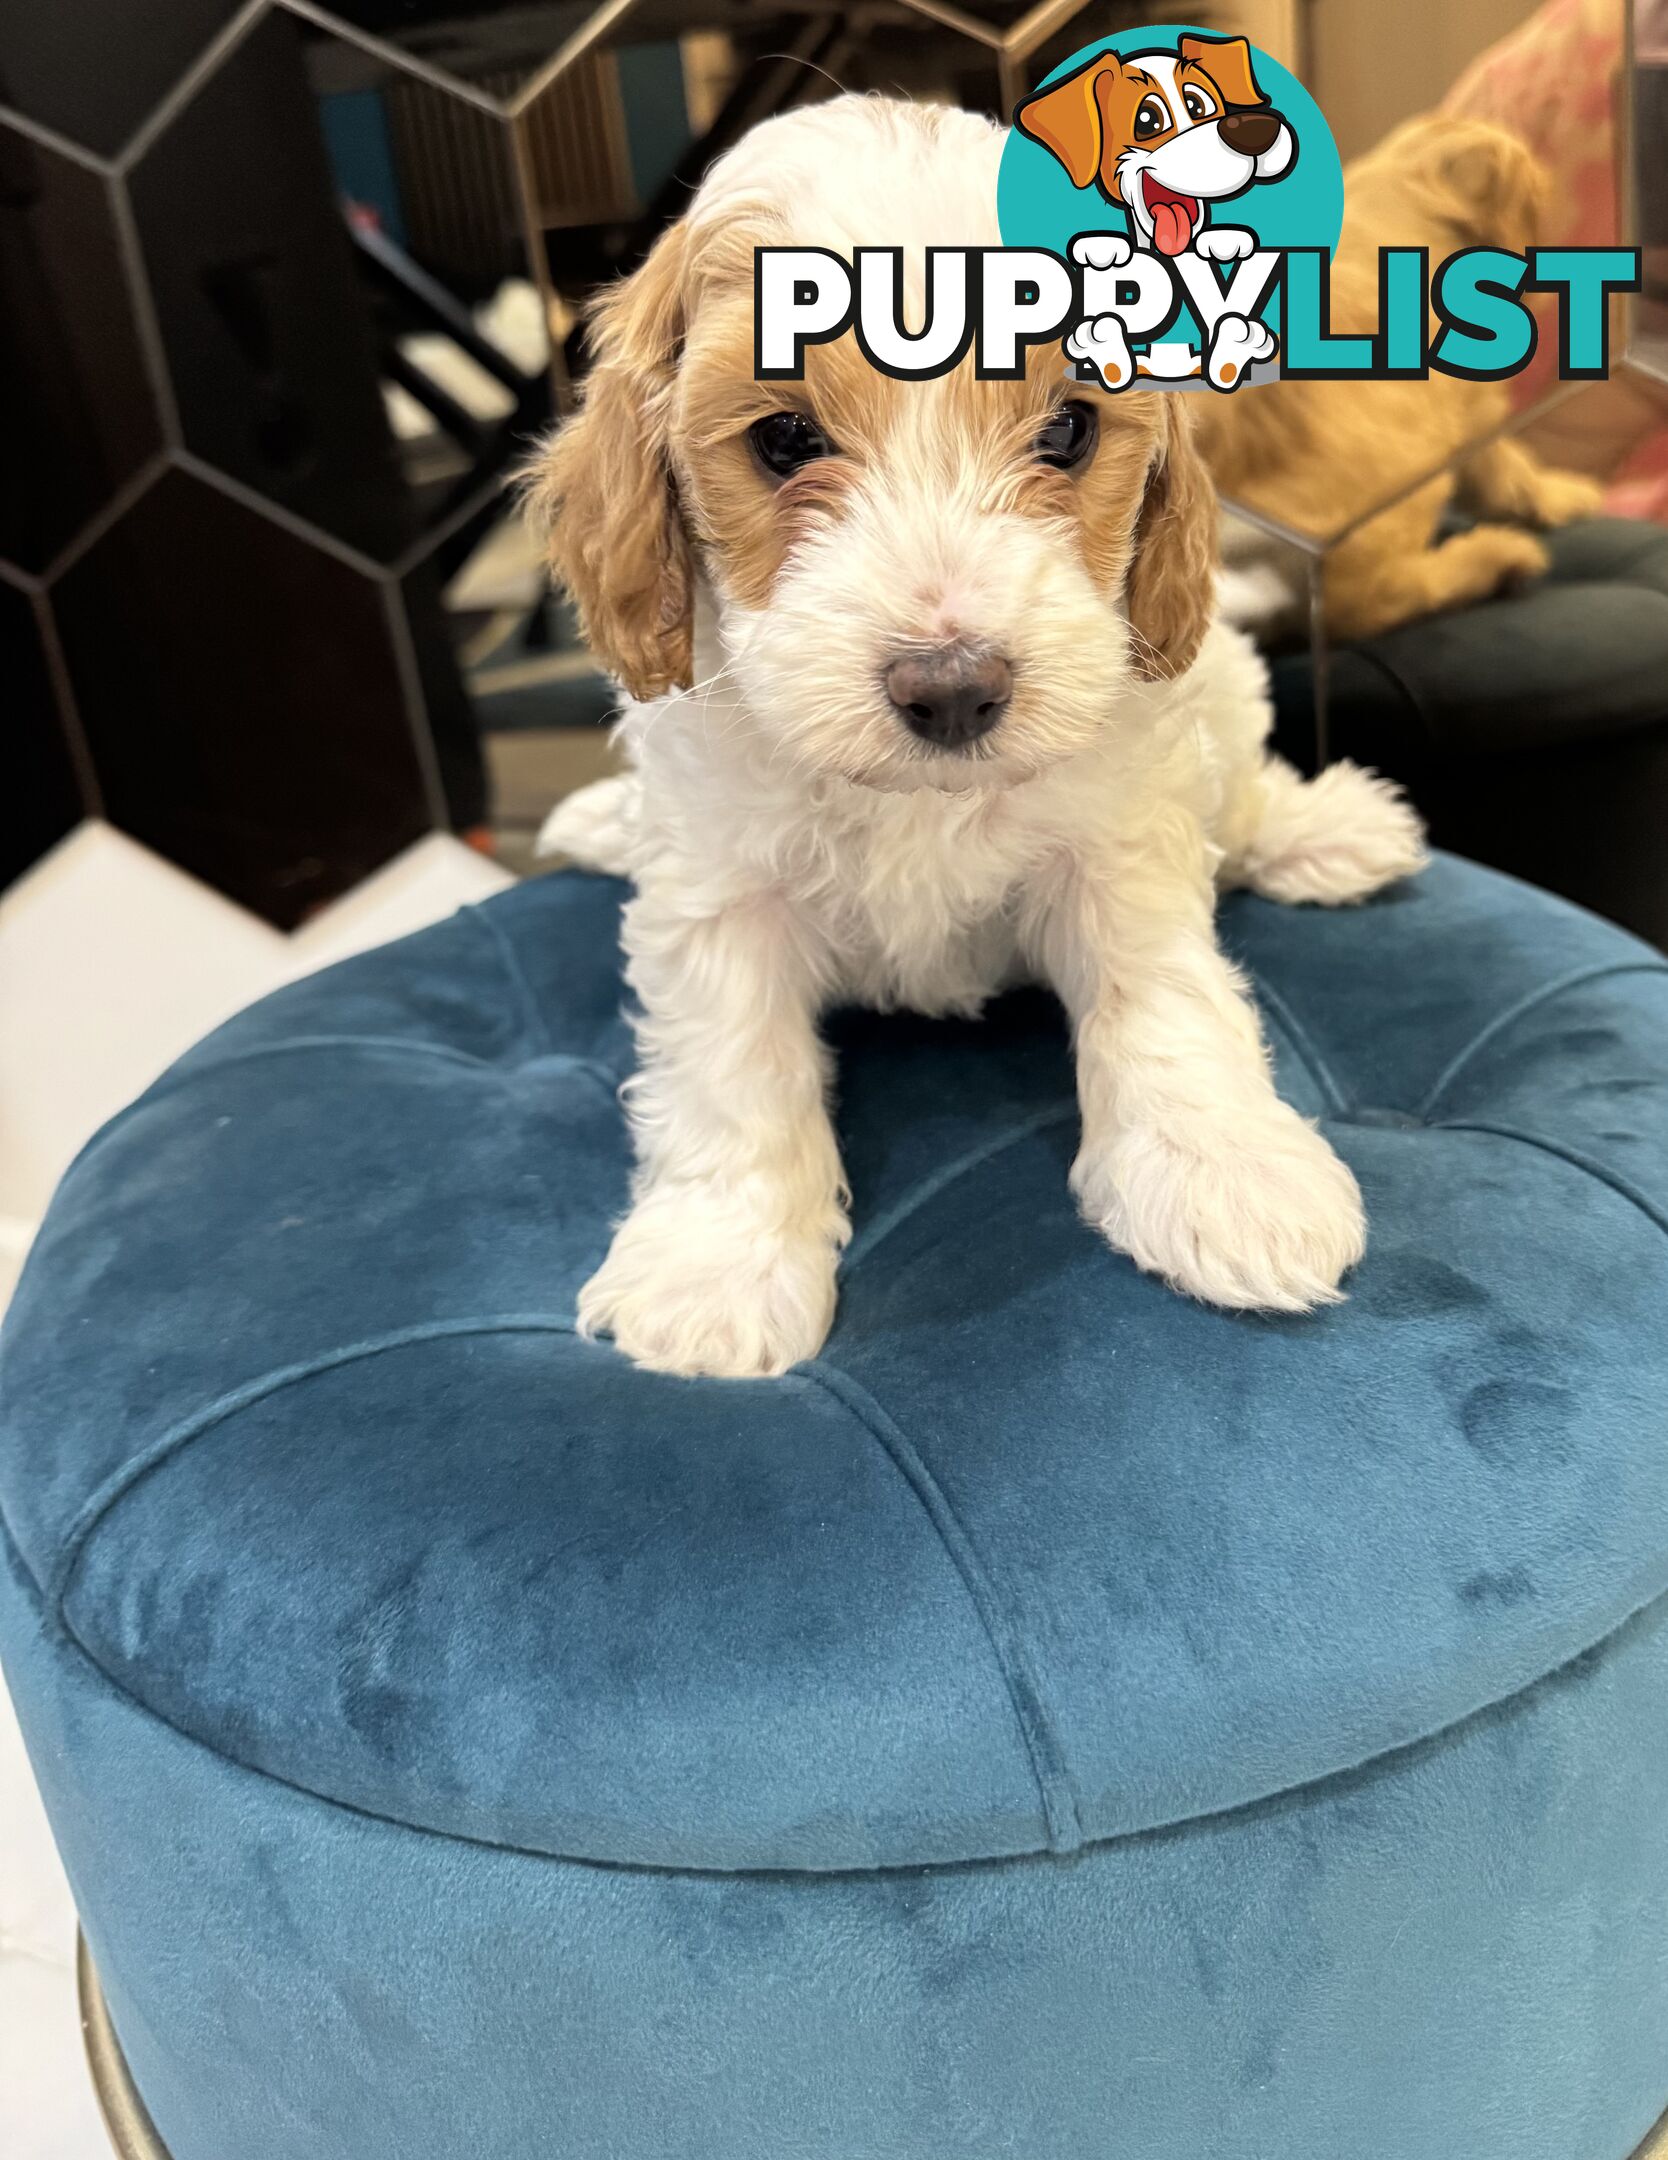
[1125,400,1217,683]
[1015,55,1117,190]
[529,220,693,701]
[1178,33,1268,110]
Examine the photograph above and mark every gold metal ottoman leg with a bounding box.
[78,1933,172,2160]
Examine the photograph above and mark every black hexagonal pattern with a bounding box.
[0,581,84,888]
[52,466,432,926]
[128,8,417,565]
[0,121,163,575]
[0,0,245,160]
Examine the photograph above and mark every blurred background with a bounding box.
[5,0,1665,923]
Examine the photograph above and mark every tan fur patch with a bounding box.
[538,189,1215,686]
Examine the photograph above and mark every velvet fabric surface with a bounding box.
[3,854,1667,2158]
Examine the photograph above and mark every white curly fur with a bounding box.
[537,99,1427,1378]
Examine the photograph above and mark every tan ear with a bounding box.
[1125,402,1217,682]
[1439,124,1549,250]
[527,221,693,701]
[1015,56,1116,190]
[1179,33,1267,109]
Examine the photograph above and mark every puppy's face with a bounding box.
[534,102,1215,793]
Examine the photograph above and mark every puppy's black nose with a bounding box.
[885,645,1013,748]
[1220,108,1282,157]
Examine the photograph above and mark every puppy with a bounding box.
[531,96,1426,1381]
[1016,34,1295,262]
[1197,116,1604,640]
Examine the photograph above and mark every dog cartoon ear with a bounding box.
[1015,55,1118,190]
[1125,401,1217,683]
[1178,33,1268,109]
[527,221,693,702]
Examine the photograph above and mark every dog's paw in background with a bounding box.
[1515,468,1606,527]
[579,1189,838,1378]
[1235,757,1428,907]
[535,774,638,875]
[1066,312,1135,392]
[1459,433,1605,531]
[1074,1101,1367,1313]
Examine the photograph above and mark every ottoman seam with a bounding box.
[840,1103,1078,1272]
[11,1490,1668,1878]
[468,902,558,1058]
[1244,979,1350,1114]
[164,1037,618,1097]
[1418,962,1668,1119]
[47,1042,619,1181]
[1431,1120,1668,1242]
[797,1360,1086,1855]
[43,1316,586,1620]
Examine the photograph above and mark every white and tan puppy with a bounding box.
[531,96,1425,1380]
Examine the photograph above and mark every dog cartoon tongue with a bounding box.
[1143,176,1200,256]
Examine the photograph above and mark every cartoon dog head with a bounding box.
[1016,34,1295,257]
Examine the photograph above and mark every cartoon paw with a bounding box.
[1205,312,1277,390]
[1071,232,1133,272]
[1065,312,1135,392]
[1195,226,1256,263]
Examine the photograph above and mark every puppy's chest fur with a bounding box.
[789,783,1062,1016]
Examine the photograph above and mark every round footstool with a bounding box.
[3,855,1668,2160]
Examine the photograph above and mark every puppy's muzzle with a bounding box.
[884,644,1013,749]
[1219,108,1283,157]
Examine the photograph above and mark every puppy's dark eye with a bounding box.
[1133,94,1170,140]
[1035,401,1098,471]
[750,411,834,478]
[1182,85,1216,123]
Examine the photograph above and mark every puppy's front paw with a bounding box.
[579,1192,838,1378]
[1075,1103,1365,1313]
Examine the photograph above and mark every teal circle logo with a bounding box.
[998,25,1342,261]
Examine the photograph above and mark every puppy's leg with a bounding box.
[1225,755,1427,906]
[1030,827,1365,1312]
[1458,435,1604,528]
[580,890,847,1378]
[535,774,638,874]
[1321,480,1548,640]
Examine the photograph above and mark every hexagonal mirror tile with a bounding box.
[0,0,244,161]
[0,581,85,890]
[49,464,434,926]
[127,8,422,566]
[0,120,164,576]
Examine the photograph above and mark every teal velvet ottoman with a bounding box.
[4,853,1668,2160]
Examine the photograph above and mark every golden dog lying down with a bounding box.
[1198,116,1603,640]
